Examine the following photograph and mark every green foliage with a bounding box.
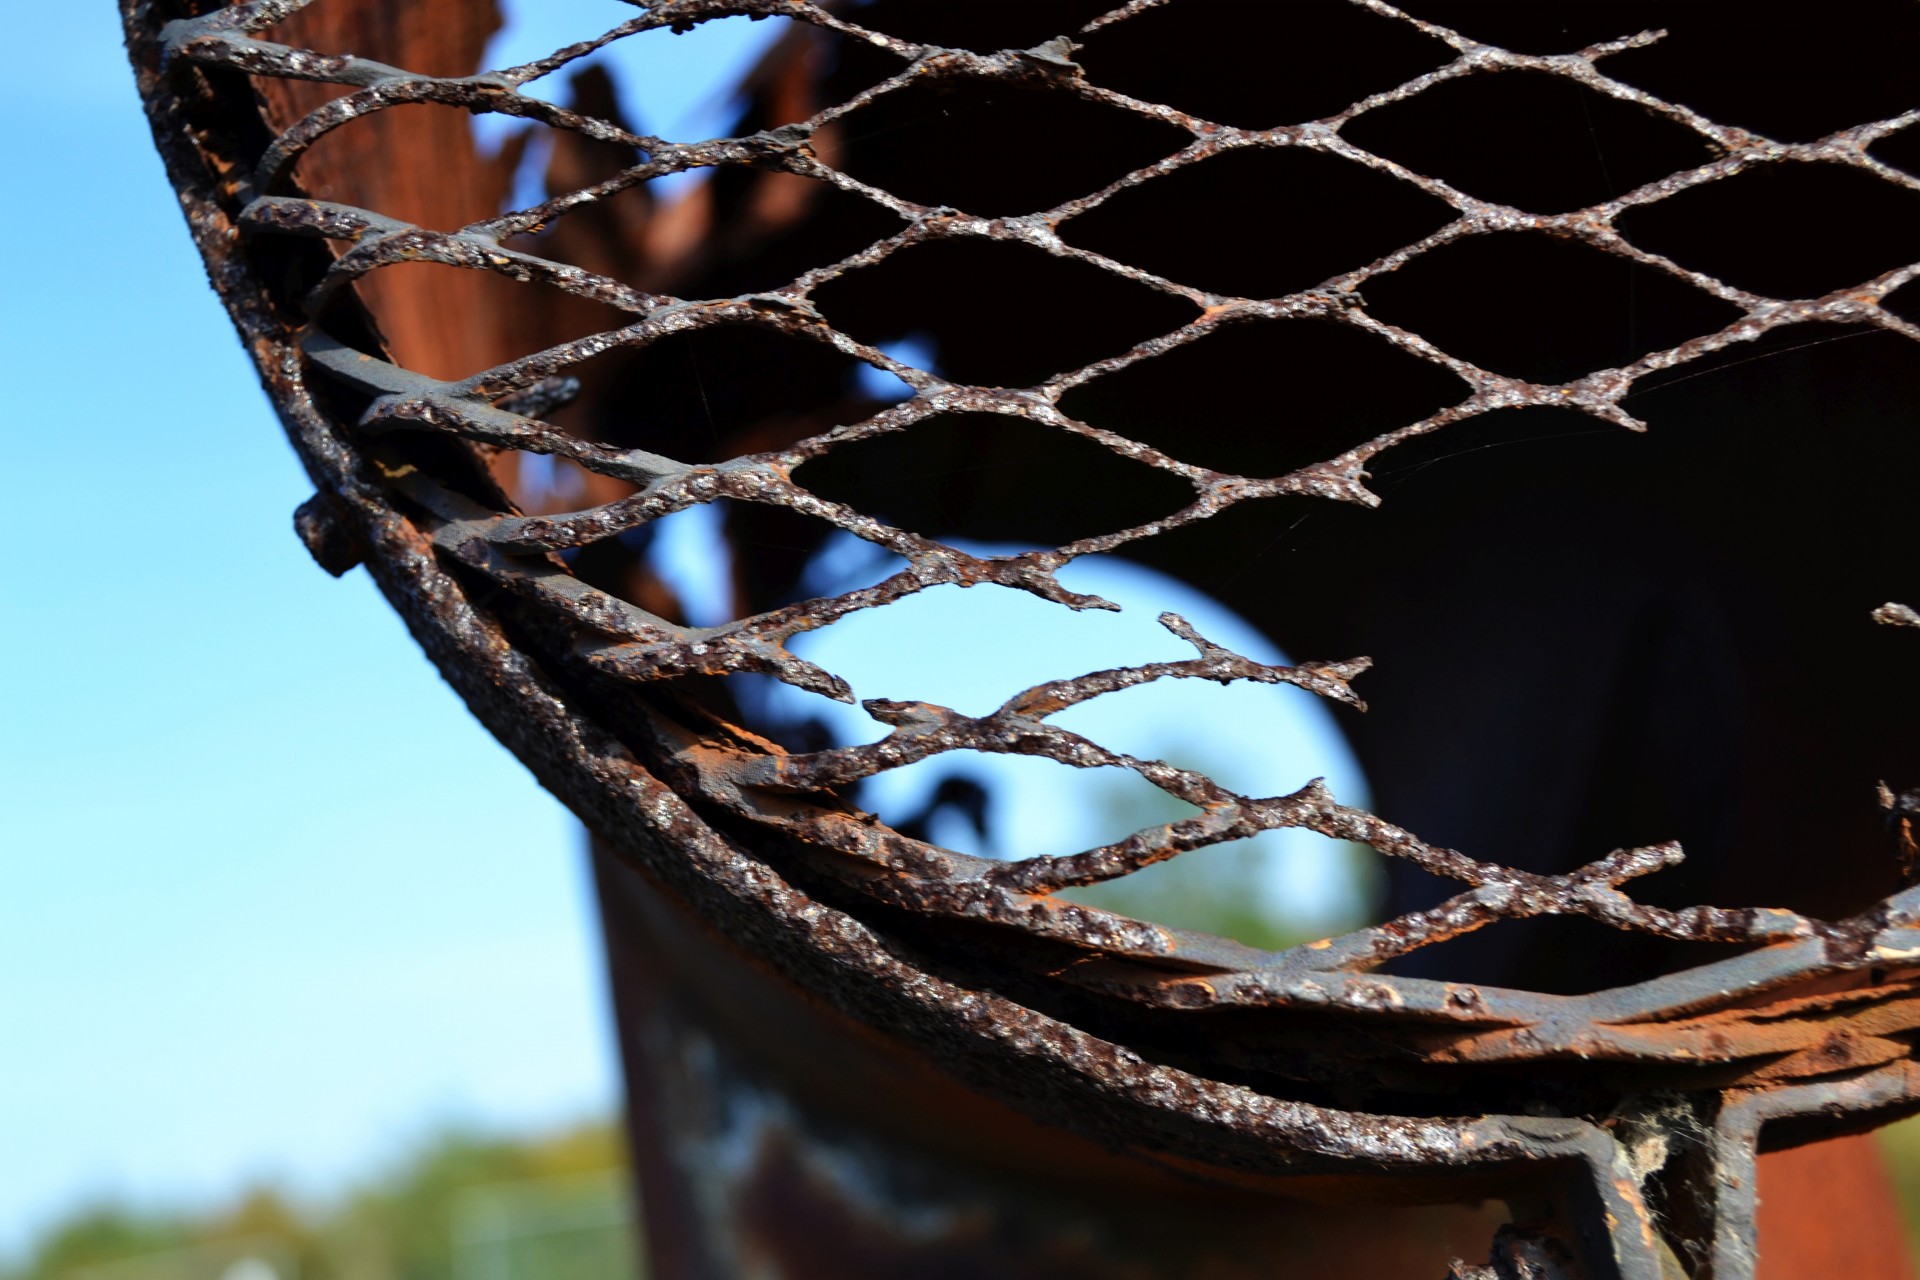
[4,1122,635,1280]
[1879,1115,1920,1255]
[1055,743,1382,951]
[12,1207,198,1280]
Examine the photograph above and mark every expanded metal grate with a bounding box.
[125,1,1920,1275]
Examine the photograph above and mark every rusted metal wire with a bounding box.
[123,1,1920,1275]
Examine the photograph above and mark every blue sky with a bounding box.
[0,3,787,1256]
[0,2,1366,1258]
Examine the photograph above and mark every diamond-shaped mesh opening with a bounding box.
[510,15,801,121]
[1617,162,1920,300]
[1341,73,1714,213]
[486,55,881,298]
[845,0,1118,52]
[812,239,1197,387]
[1076,0,1452,128]
[259,8,489,77]
[515,61,650,169]
[1059,832,1381,952]
[1062,148,1456,299]
[1377,912,1743,997]
[1886,278,1920,327]
[722,499,896,621]
[288,103,539,228]
[487,66,656,257]
[564,509,693,625]
[853,752,1199,863]
[341,261,636,383]
[502,449,632,519]
[1388,2,1668,55]
[1869,124,1920,179]
[560,326,875,465]
[498,197,655,289]
[703,671,854,757]
[830,77,1189,217]
[563,496,883,628]
[794,412,1194,545]
[675,178,903,298]
[1058,321,1466,478]
[1599,0,1920,142]
[1359,234,1745,384]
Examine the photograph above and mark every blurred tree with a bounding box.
[11,1208,196,1280]
[3,1122,634,1280]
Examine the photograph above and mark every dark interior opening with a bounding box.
[1076,0,1453,127]
[1340,71,1713,212]
[578,325,875,465]
[1617,161,1920,300]
[1062,147,1457,299]
[794,411,1196,545]
[828,75,1190,217]
[812,237,1199,387]
[1057,320,1467,478]
[1358,233,1745,384]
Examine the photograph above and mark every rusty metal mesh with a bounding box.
[171,0,1920,979]
[129,0,1920,1273]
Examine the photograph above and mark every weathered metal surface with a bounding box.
[122,1,1920,1275]
[593,839,1517,1278]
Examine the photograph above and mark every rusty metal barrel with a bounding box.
[124,2,1920,1274]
